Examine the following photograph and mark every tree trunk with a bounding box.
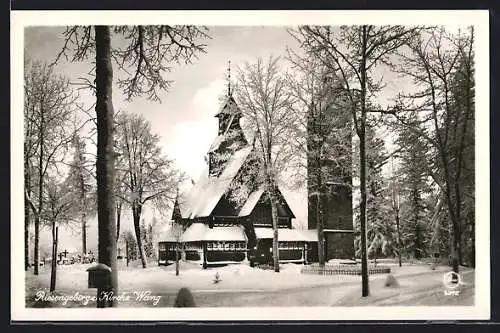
[395,209,402,267]
[126,239,129,267]
[34,107,44,276]
[268,183,280,273]
[175,244,180,276]
[132,204,148,268]
[34,218,40,276]
[25,140,32,271]
[317,193,325,267]
[116,203,122,241]
[95,25,118,308]
[81,212,87,255]
[442,179,461,274]
[358,25,370,297]
[25,201,30,271]
[50,224,58,292]
[450,209,461,274]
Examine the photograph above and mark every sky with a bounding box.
[24,26,307,254]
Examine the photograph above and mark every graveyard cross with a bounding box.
[58,252,64,261]
[62,249,69,258]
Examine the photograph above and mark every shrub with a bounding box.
[384,274,399,288]
[173,287,195,307]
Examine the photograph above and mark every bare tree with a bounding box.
[115,112,178,268]
[54,25,209,306]
[43,176,78,292]
[290,25,420,296]
[24,60,77,275]
[234,56,298,272]
[114,142,128,242]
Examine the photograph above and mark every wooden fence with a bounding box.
[301,264,391,276]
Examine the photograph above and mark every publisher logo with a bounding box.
[443,271,462,296]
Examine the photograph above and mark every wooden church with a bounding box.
[158,86,317,268]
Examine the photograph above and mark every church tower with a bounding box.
[307,75,355,260]
[208,61,248,177]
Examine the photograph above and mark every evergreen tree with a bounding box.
[65,134,95,255]
[393,27,475,272]
[394,113,433,260]
[355,124,395,263]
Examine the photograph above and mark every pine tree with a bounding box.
[393,27,475,272]
[66,134,95,255]
[394,114,433,260]
[355,125,395,263]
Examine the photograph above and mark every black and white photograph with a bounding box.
[11,10,490,321]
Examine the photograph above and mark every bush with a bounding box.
[173,287,195,307]
[384,274,399,288]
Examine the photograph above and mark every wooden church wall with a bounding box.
[249,200,292,228]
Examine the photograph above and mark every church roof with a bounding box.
[208,134,226,153]
[179,223,247,242]
[254,228,317,242]
[183,145,254,219]
[158,222,184,242]
[238,186,296,218]
[238,186,265,217]
[215,95,241,117]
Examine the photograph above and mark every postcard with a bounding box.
[11,9,490,321]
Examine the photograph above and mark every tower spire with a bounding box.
[227,60,232,96]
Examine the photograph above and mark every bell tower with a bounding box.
[208,61,248,177]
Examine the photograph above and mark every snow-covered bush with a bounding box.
[173,287,195,307]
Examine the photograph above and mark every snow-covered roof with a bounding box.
[215,96,240,116]
[238,186,265,217]
[208,134,225,153]
[203,225,247,241]
[180,223,209,242]
[254,228,318,242]
[297,229,319,242]
[180,223,248,242]
[158,222,184,242]
[184,145,253,218]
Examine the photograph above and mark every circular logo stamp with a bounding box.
[442,271,462,290]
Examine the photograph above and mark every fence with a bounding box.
[301,264,391,276]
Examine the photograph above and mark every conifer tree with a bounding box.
[66,133,95,255]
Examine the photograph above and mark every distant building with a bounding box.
[158,90,317,268]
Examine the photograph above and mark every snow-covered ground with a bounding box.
[25,260,474,307]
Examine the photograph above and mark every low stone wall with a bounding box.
[301,264,391,276]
